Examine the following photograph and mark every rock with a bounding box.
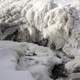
[69,73,80,80]
[65,56,80,73]
[62,6,80,58]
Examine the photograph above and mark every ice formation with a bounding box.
[0,0,80,80]
[0,0,57,43]
[41,6,74,49]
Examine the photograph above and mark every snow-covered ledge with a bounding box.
[0,41,63,80]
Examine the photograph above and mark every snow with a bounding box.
[0,42,35,80]
[0,71,34,80]
[54,0,71,6]
[0,41,62,80]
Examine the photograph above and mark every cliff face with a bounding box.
[0,0,79,49]
[0,0,57,43]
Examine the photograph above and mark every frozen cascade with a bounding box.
[0,0,80,80]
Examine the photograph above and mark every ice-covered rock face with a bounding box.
[0,0,57,43]
[0,0,76,50]
[41,6,74,49]
[62,5,80,74]
[62,6,80,57]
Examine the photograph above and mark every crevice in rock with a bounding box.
[73,67,80,73]
[50,64,68,80]
[3,29,18,41]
